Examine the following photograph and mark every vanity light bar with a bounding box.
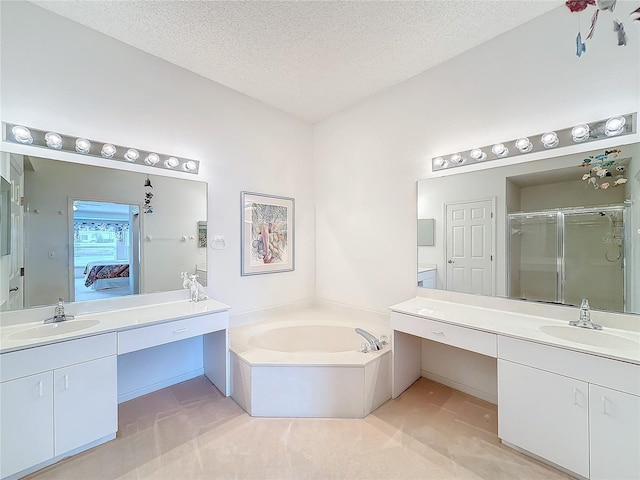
[432,113,637,172]
[3,123,200,175]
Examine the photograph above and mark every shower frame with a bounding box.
[506,204,627,309]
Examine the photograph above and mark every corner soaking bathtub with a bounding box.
[230,309,391,418]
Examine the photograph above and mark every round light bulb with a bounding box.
[450,153,464,164]
[183,160,197,172]
[605,116,625,136]
[571,124,590,142]
[434,157,448,168]
[541,132,559,148]
[144,153,160,165]
[12,125,33,144]
[124,149,139,162]
[164,157,179,168]
[469,148,486,161]
[491,143,509,157]
[101,144,116,158]
[45,132,63,149]
[75,138,91,154]
[515,137,533,153]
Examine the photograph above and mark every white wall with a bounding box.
[314,5,640,314]
[0,1,315,315]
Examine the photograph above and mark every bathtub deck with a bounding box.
[230,309,392,418]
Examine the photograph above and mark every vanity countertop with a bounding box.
[417,264,437,273]
[0,298,231,354]
[390,297,640,365]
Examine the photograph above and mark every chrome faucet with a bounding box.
[44,298,74,324]
[355,328,383,351]
[569,298,602,330]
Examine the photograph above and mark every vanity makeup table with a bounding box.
[0,298,230,480]
[391,295,640,480]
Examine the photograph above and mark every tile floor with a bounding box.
[26,376,571,480]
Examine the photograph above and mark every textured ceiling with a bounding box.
[31,0,562,122]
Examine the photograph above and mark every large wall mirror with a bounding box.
[417,142,639,315]
[0,150,207,312]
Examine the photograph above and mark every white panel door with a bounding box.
[54,356,117,455]
[445,199,493,295]
[497,359,589,478]
[589,384,640,480]
[0,372,54,478]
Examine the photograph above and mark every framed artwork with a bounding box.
[198,221,207,248]
[241,191,294,275]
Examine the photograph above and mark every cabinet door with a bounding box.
[498,360,589,478]
[590,385,640,480]
[0,372,54,478]
[54,356,117,455]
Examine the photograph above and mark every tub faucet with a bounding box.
[45,298,74,324]
[355,328,383,351]
[569,298,602,330]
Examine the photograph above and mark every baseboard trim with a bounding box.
[421,369,498,405]
[501,440,587,480]
[4,433,116,480]
[117,368,204,403]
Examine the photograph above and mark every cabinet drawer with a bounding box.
[498,336,640,396]
[391,312,496,357]
[118,312,227,354]
[0,333,117,383]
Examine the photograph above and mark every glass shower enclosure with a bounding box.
[507,205,626,312]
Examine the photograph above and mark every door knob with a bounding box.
[447,260,455,264]
[9,287,19,292]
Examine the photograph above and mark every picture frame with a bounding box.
[197,221,207,248]
[241,191,295,275]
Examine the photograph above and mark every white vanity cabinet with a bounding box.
[0,333,117,480]
[391,303,640,480]
[497,359,590,477]
[0,372,54,479]
[54,355,117,455]
[417,269,436,288]
[497,336,640,480]
[589,384,640,480]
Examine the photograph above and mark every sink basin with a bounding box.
[10,320,100,340]
[539,325,638,350]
